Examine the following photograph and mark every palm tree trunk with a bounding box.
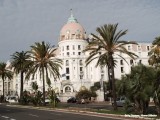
[2,78,5,102]
[107,66,112,91]
[109,54,117,110]
[20,71,24,101]
[42,68,46,106]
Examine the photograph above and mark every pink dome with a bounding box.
[59,12,86,41]
[60,22,85,36]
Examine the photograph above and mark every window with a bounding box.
[128,46,131,50]
[78,52,81,55]
[73,45,75,50]
[76,34,80,39]
[66,76,70,80]
[71,34,75,39]
[130,59,133,65]
[65,86,71,92]
[66,46,69,50]
[101,74,104,80]
[79,60,83,65]
[120,60,123,65]
[101,67,104,73]
[80,70,83,79]
[62,47,64,51]
[78,45,81,50]
[138,45,141,51]
[80,67,83,72]
[73,52,75,55]
[121,67,124,73]
[66,68,70,74]
[67,52,69,56]
[66,60,69,66]
[139,60,142,64]
[147,46,150,51]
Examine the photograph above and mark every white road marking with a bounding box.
[0,115,16,120]
[28,114,39,117]
[1,115,9,118]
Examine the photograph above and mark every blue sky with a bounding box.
[0,0,160,62]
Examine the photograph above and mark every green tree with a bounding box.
[117,64,155,114]
[76,88,97,100]
[148,36,160,116]
[148,36,160,68]
[84,23,137,110]
[0,62,13,102]
[11,51,31,102]
[26,41,62,105]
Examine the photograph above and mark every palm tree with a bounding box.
[11,51,31,102]
[84,23,137,110]
[26,41,62,105]
[0,62,13,102]
[148,36,160,116]
[148,36,160,68]
[117,64,155,114]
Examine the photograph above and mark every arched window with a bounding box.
[65,86,71,93]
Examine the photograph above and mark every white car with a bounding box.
[8,97,18,103]
[112,97,125,107]
[112,97,134,107]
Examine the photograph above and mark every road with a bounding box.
[0,104,122,120]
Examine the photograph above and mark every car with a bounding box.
[45,97,60,104]
[45,98,50,104]
[112,97,134,107]
[112,97,125,107]
[67,97,77,103]
[8,97,18,103]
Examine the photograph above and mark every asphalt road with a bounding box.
[0,104,121,120]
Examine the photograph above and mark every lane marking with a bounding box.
[1,115,9,118]
[28,114,39,117]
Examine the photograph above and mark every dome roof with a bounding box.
[60,10,86,41]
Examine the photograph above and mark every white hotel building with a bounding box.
[0,13,151,102]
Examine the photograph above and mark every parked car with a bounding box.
[45,97,60,104]
[8,97,18,103]
[112,97,133,107]
[45,98,50,104]
[67,97,77,103]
